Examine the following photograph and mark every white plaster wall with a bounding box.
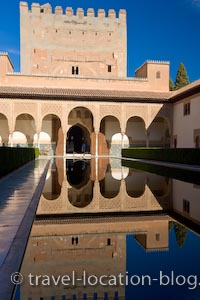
[172,179,200,223]
[173,94,200,147]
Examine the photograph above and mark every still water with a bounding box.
[13,158,200,300]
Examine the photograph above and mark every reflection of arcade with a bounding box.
[38,158,171,215]
[99,160,170,203]
[67,160,94,208]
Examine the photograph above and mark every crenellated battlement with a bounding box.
[20,1,126,20]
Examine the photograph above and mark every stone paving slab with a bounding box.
[0,158,50,300]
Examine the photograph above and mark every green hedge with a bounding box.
[122,148,200,165]
[122,160,200,185]
[0,147,39,177]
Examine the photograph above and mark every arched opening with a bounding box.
[15,114,36,146]
[125,170,146,198]
[8,131,27,147]
[67,124,90,154]
[100,116,121,156]
[99,164,120,198]
[42,160,61,200]
[41,114,62,156]
[67,107,94,154]
[148,117,170,148]
[67,160,94,208]
[147,174,170,198]
[0,113,9,146]
[126,116,146,147]
[68,181,94,208]
[67,160,91,188]
[110,158,129,180]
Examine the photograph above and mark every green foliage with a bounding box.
[122,148,200,165]
[0,147,38,177]
[34,148,40,158]
[169,78,175,91]
[174,222,188,248]
[175,63,190,89]
[169,221,174,231]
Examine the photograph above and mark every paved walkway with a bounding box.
[0,159,50,300]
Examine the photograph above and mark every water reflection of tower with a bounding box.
[20,215,170,300]
[20,223,126,300]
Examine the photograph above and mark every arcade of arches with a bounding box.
[0,107,171,156]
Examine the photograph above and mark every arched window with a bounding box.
[85,111,90,118]
[77,110,81,118]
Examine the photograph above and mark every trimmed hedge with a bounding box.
[122,148,200,165]
[0,147,39,177]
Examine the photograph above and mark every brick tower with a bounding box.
[20,2,127,78]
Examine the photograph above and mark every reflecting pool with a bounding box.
[13,158,200,300]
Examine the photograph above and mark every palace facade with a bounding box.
[0,2,200,156]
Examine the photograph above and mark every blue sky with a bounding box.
[0,0,200,82]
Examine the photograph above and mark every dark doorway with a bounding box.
[67,124,90,154]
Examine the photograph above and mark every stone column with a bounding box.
[95,131,99,157]
[146,130,150,148]
[93,179,100,209]
[9,132,13,147]
[121,132,125,149]
[64,126,70,156]
[63,131,67,157]
[36,132,40,149]
[120,179,126,210]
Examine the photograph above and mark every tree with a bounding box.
[169,78,175,91]
[174,222,188,248]
[175,63,190,90]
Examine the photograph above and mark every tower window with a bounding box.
[108,65,112,73]
[107,238,111,246]
[156,71,161,79]
[155,233,160,241]
[72,66,79,75]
